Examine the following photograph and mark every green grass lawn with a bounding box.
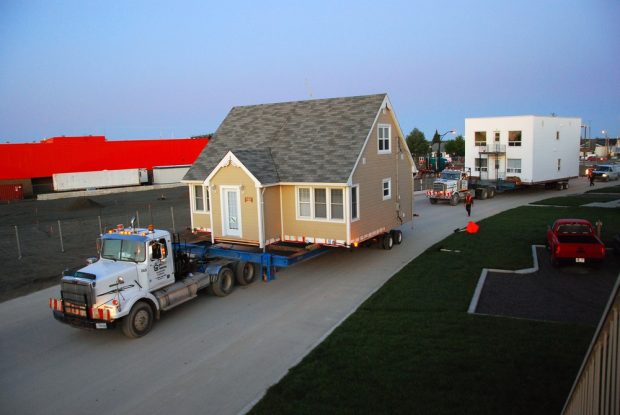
[587,184,620,194]
[250,200,620,415]
[531,185,620,206]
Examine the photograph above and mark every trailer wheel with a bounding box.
[235,261,258,286]
[382,233,394,250]
[487,187,496,198]
[211,267,235,297]
[429,198,438,205]
[122,301,154,339]
[449,193,460,206]
[478,188,488,200]
[391,230,403,245]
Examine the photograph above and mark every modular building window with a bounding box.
[351,185,359,221]
[194,185,209,212]
[475,158,488,172]
[297,187,346,222]
[382,178,391,200]
[475,131,487,146]
[508,131,522,146]
[507,159,522,173]
[378,124,391,154]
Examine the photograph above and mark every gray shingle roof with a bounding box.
[184,93,387,184]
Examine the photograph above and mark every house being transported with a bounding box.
[183,93,415,249]
[465,115,581,186]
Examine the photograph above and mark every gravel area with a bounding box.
[0,186,191,302]
[474,247,620,325]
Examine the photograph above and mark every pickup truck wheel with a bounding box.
[391,230,403,245]
[122,301,153,338]
[212,267,234,297]
[429,198,438,205]
[449,193,460,206]
[382,233,394,250]
[235,261,257,286]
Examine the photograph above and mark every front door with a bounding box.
[222,187,242,237]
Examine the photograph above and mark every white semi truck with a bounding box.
[49,221,357,338]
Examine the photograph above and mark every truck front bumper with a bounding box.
[53,310,116,330]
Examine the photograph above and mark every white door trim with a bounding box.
[220,186,242,237]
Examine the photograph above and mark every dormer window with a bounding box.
[378,124,391,154]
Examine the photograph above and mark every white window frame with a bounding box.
[507,158,522,173]
[297,187,311,218]
[475,158,488,172]
[475,131,487,147]
[330,188,344,220]
[351,185,360,222]
[193,185,209,212]
[378,124,391,154]
[508,130,522,147]
[382,178,391,201]
[295,186,346,223]
[557,158,561,171]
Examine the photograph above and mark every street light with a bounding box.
[435,130,456,171]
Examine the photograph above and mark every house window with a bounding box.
[314,189,327,218]
[557,158,561,171]
[351,185,359,220]
[508,131,522,146]
[378,124,391,154]
[556,131,560,140]
[297,187,345,222]
[330,189,343,220]
[507,159,522,173]
[298,188,311,218]
[475,131,486,146]
[494,132,500,142]
[382,178,391,200]
[194,185,209,212]
[475,158,488,172]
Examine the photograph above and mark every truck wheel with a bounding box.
[487,187,496,198]
[449,193,460,206]
[429,198,438,205]
[391,230,403,245]
[382,233,394,250]
[479,188,488,200]
[122,301,153,339]
[212,267,234,297]
[235,261,257,286]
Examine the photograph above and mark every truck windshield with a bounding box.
[440,172,461,180]
[101,239,146,262]
[596,166,611,172]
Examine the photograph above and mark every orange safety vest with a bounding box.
[465,194,473,205]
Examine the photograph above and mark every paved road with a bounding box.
[0,178,615,415]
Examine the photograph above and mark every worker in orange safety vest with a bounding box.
[465,192,474,217]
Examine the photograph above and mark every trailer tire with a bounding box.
[211,267,235,297]
[391,230,403,245]
[382,233,394,250]
[429,198,438,205]
[487,187,496,198]
[478,188,488,200]
[449,193,460,206]
[235,261,258,286]
[122,301,154,339]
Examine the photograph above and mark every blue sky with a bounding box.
[1,0,618,143]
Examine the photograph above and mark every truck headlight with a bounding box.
[602,174,608,177]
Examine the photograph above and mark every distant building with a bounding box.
[465,115,581,184]
[0,135,208,198]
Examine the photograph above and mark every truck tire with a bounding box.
[429,198,438,205]
[391,229,403,245]
[478,188,488,200]
[122,301,154,339]
[449,193,460,206]
[487,187,496,198]
[382,233,394,250]
[211,267,234,297]
[235,261,257,286]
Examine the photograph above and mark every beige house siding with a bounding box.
[280,185,347,243]
[262,186,282,243]
[350,108,413,243]
[211,164,259,243]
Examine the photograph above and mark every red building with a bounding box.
[0,135,209,198]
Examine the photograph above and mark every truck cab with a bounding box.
[50,225,176,335]
[426,170,469,205]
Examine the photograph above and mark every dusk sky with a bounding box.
[1,0,618,143]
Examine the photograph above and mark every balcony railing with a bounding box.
[477,144,506,154]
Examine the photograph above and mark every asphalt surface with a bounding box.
[475,247,620,325]
[0,177,617,415]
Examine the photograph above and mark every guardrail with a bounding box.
[562,276,620,415]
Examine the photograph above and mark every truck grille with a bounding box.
[61,279,95,307]
[433,183,447,192]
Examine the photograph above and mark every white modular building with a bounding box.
[465,115,581,184]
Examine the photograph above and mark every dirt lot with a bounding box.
[0,186,191,302]
[474,247,620,325]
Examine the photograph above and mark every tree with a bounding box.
[406,128,429,158]
[444,135,465,156]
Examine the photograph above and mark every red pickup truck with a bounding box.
[547,219,606,265]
